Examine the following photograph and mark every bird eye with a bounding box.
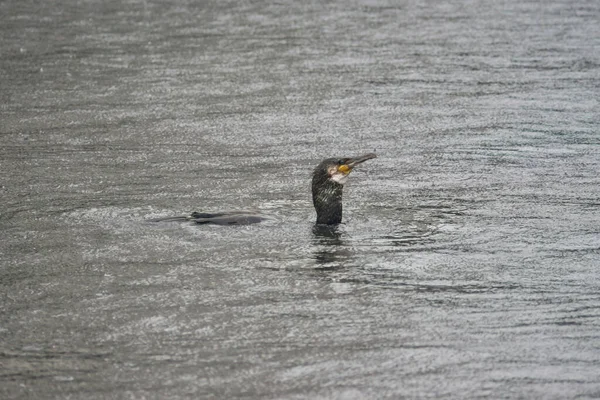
[338,159,345,165]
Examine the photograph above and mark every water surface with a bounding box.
[1,0,600,398]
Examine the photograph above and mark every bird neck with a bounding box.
[312,180,344,225]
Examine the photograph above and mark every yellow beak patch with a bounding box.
[338,164,351,174]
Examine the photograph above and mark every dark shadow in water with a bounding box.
[311,224,355,271]
[312,224,343,244]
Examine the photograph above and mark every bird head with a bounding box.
[314,153,377,185]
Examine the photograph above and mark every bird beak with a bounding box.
[338,153,377,173]
[347,153,377,167]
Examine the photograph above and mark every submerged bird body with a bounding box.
[149,211,266,225]
[152,153,375,226]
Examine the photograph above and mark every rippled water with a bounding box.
[2,0,600,398]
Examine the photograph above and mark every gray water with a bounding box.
[2,0,600,398]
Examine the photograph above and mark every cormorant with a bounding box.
[151,153,376,226]
[311,153,376,224]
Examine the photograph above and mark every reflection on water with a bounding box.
[311,224,354,270]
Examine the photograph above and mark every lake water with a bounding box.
[1,0,599,398]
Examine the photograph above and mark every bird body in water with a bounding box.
[149,211,265,225]
[151,153,376,226]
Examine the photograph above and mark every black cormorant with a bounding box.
[311,153,376,224]
[151,153,376,226]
